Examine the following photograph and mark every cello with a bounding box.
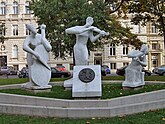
[30,24,52,89]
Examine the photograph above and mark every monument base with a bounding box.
[74,97,100,100]
[64,78,73,89]
[122,69,145,88]
[21,82,52,92]
[123,85,144,90]
[23,88,51,93]
[122,81,145,88]
[72,65,102,98]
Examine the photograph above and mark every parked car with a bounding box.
[116,66,152,76]
[17,67,29,78]
[55,65,66,71]
[101,68,106,76]
[152,65,165,76]
[116,66,127,76]
[0,66,18,75]
[51,67,71,78]
[0,66,9,75]
[101,65,111,76]
[8,66,18,75]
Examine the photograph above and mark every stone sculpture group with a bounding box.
[22,17,148,96]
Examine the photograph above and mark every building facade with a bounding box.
[0,0,37,71]
[0,0,164,72]
[147,22,164,70]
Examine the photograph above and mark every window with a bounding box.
[51,68,57,73]
[123,62,129,66]
[0,2,6,15]
[26,28,30,35]
[25,24,30,35]
[123,45,128,55]
[25,1,30,14]
[109,44,116,56]
[56,64,62,66]
[152,43,159,50]
[110,63,116,69]
[138,23,141,33]
[151,23,157,33]
[13,65,18,71]
[95,59,101,65]
[152,60,158,67]
[13,25,18,35]
[12,45,18,58]
[1,45,5,51]
[13,1,19,14]
[0,24,6,36]
[70,63,74,70]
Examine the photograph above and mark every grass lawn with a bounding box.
[0,78,28,86]
[0,77,71,86]
[0,83,165,99]
[0,108,165,124]
[0,76,165,123]
[102,75,165,82]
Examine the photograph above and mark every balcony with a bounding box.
[9,14,19,20]
[150,49,163,53]
[0,15,6,21]
[22,14,32,19]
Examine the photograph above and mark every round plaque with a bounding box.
[78,68,95,83]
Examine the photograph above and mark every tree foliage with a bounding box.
[30,0,142,59]
[126,0,165,46]
[105,0,129,14]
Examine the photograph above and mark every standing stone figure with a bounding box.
[122,44,148,88]
[65,17,109,65]
[22,24,52,89]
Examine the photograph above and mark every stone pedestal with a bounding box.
[23,88,51,93]
[122,68,145,88]
[71,65,102,98]
[123,86,144,90]
[64,78,73,89]
[64,65,102,98]
[21,82,52,92]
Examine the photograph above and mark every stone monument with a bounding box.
[122,44,148,89]
[22,24,52,90]
[64,17,109,97]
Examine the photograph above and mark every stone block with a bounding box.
[72,65,102,97]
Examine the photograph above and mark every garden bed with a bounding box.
[0,83,165,99]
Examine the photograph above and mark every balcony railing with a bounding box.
[0,15,6,21]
